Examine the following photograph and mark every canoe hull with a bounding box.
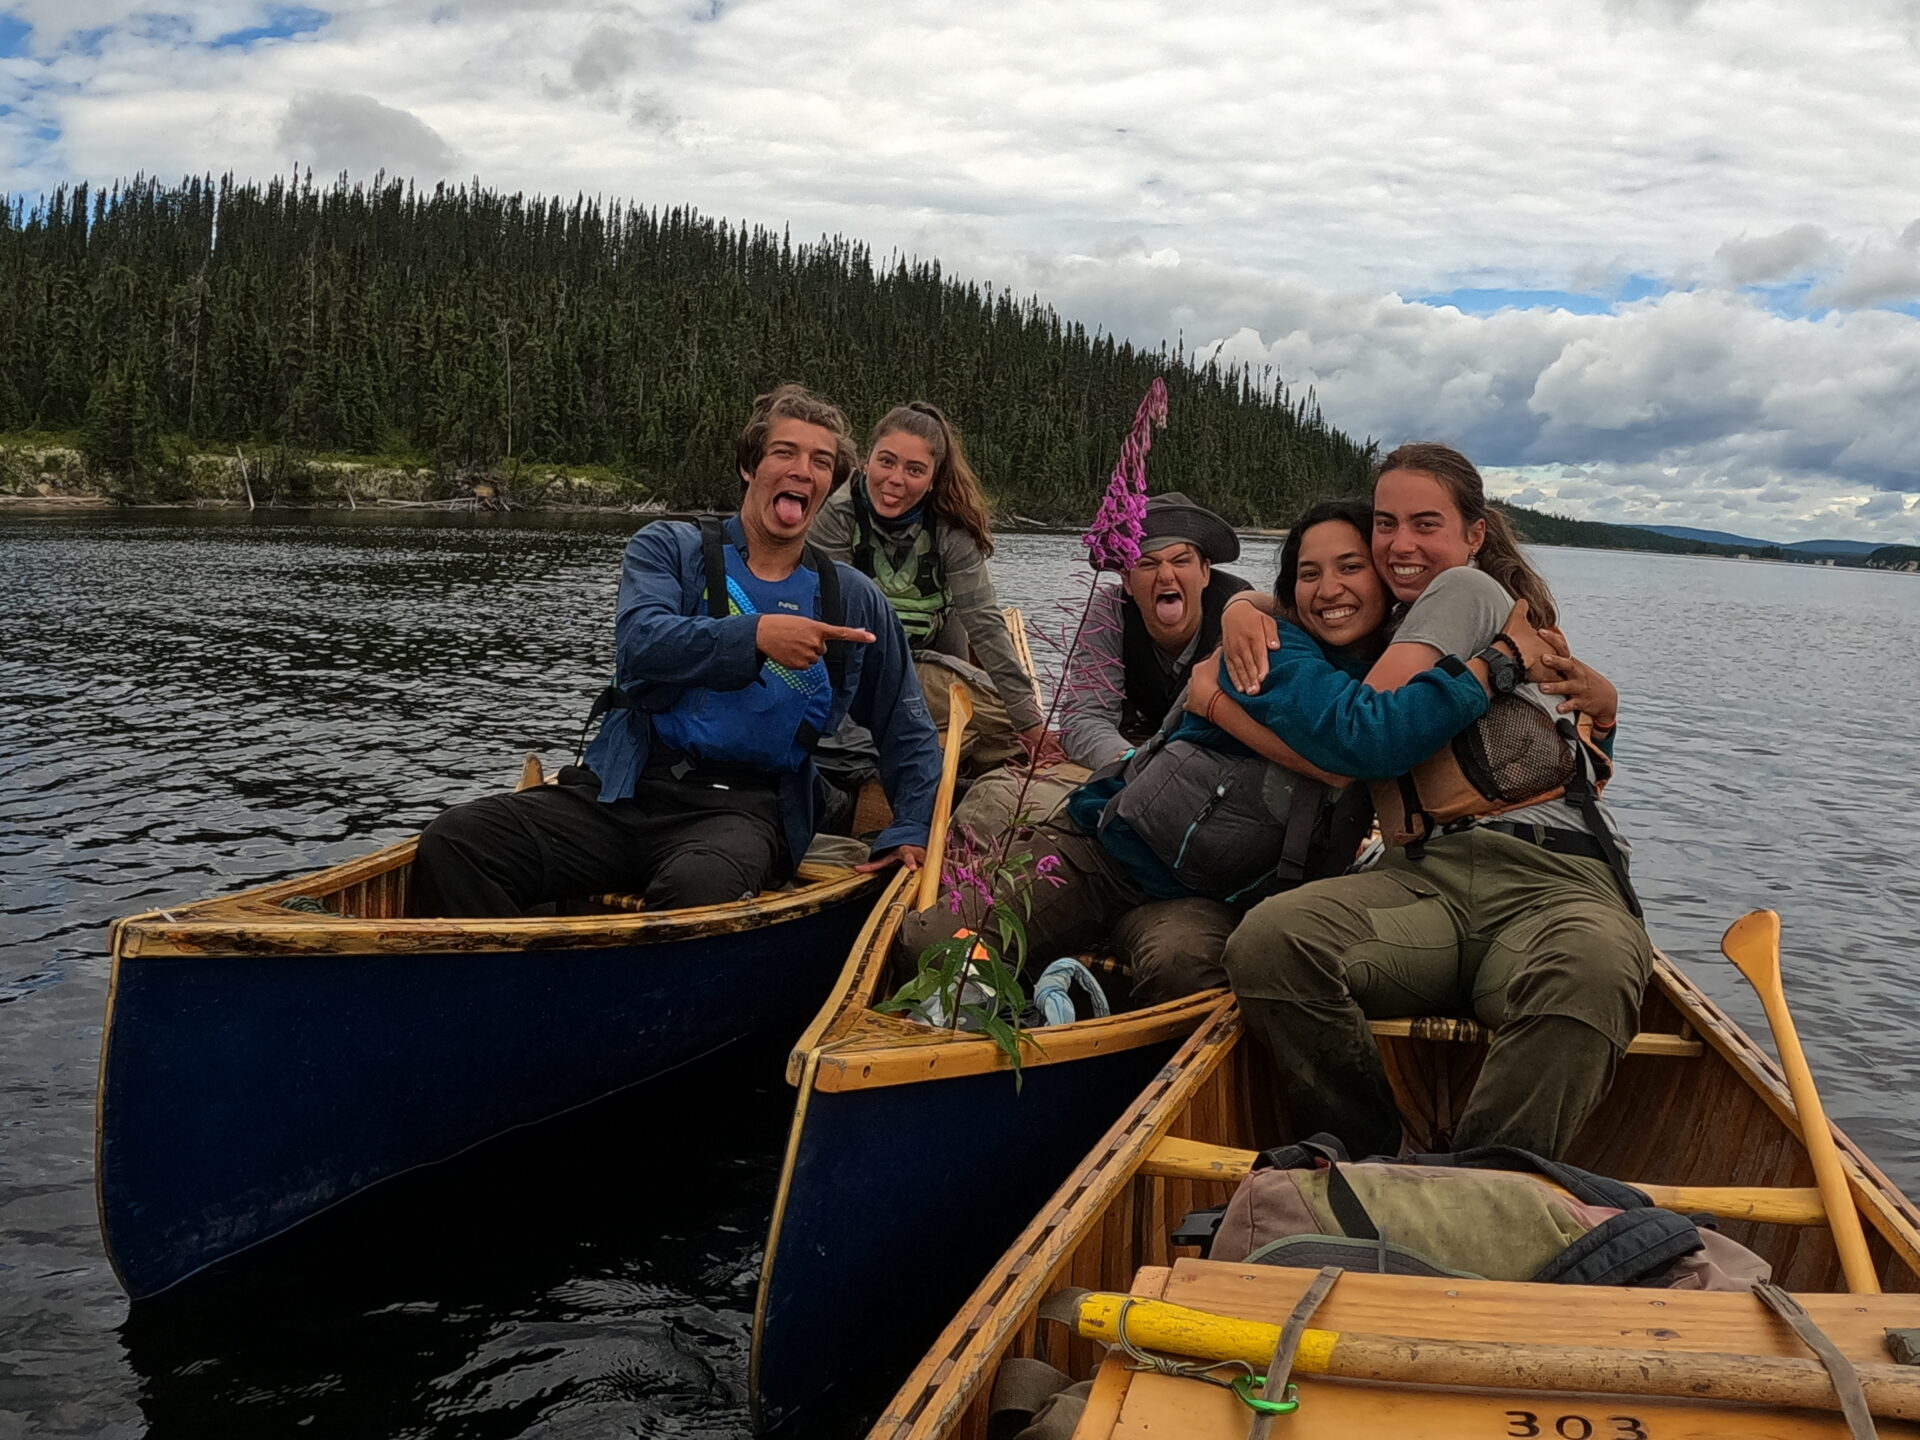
[752,1034,1185,1434]
[98,887,877,1299]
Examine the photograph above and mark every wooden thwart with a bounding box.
[1139,1135,1831,1226]
[1367,1015,1703,1058]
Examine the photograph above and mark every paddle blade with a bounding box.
[915,682,974,913]
[1720,909,1782,988]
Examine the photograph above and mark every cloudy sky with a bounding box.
[2,0,1918,543]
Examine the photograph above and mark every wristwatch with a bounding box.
[1473,642,1524,695]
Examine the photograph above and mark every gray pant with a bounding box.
[897,821,1236,1007]
[1222,827,1652,1160]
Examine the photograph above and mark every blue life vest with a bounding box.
[578,518,851,779]
[649,519,843,775]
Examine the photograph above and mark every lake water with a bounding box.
[3,509,1918,1438]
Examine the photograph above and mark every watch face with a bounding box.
[1485,649,1521,693]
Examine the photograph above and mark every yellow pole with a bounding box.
[1073,1293,1920,1420]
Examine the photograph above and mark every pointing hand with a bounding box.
[756,615,874,670]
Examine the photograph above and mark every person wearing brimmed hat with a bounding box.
[935,492,1251,1003]
[1056,491,1250,771]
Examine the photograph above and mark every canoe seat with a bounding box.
[1368,1016,1702,1058]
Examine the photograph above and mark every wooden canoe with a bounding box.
[96,835,883,1299]
[748,867,1225,1434]
[871,955,1920,1439]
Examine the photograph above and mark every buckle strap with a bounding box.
[1478,819,1610,862]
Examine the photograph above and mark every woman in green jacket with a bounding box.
[812,402,1046,775]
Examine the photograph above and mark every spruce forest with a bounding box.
[0,173,1375,520]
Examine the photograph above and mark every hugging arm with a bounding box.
[1186,652,1350,786]
[1192,629,1503,781]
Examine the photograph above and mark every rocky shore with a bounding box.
[0,441,658,512]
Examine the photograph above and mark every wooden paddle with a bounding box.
[1722,908,1880,1294]
[1071,1291,1920,1420]
[914,682,975,912]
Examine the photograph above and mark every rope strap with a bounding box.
[1248,1266,1343,1438]
[1753,1280,1877,1440]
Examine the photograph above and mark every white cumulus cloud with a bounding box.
[2,0,1918,540]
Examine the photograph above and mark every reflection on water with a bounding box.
[3,510,1918,1438]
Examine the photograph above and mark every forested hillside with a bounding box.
[0,173,1373,519]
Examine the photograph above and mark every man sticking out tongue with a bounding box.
[1057,491,1250,771]
[409,383,941,918]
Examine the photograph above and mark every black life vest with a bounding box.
[1117,570,1250,742]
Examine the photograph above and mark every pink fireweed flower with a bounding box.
[1034,853,1067,888]
[1081,377,1168,573]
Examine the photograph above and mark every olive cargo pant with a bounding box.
[949,762,1092,842]
[1223,827,1652,1160]
[897,821,1237,1007]
[917,656,1024,776]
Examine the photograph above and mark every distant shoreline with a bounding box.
[5,494,1912,575]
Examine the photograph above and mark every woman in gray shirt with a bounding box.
[1209,442,1644,1163]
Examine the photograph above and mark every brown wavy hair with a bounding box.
[1372,442,1558,630]
[867,402,995,556]
[735,382,856,488]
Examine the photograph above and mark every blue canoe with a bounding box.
[748,872,1223,1434]
[97,835,882,1299]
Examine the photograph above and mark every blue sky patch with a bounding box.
[0,13,30,58]
[1740,278,1824,319]
[212,6,329,48]
[1411,287,1616,315]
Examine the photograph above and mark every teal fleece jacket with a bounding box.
[1066,621,1491,898]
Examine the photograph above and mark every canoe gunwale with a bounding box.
[110,838,880,959]
[783,871,1228,1092]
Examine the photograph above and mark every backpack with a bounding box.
[1095,730,1372,905]
[1185,1136,1770,1291]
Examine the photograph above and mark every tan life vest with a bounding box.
[1370,600,1614,848]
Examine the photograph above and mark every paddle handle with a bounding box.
[1074,1293,1920,1421]
[1755,981,1882,1293]
[915,683,974,913]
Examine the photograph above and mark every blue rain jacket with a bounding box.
[583,515,941,862]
